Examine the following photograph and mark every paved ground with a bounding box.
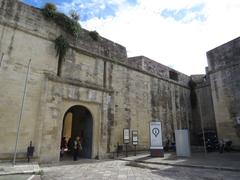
[0,174,41,180]
[1,152,240,179]
[40,159,240,180]
[120,152,240,171]
[0,162,41,175]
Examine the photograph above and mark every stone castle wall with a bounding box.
[207,37,240,148]
[190,75,216,144]
[0,0,192,162]
[128,56,189,86]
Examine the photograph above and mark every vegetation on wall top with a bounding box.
[89,31,99,41]
[42,3,82,38]
[42,3,103,76]
[69,10,80,21]
[42,3,56,18]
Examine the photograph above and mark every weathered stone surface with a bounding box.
[0,0,192,162]
[128,56,189,86]
[190,74,216,144]
[207,37,240,148]
[4,0,240,163]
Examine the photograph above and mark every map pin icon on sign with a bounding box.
[152,128,160,137]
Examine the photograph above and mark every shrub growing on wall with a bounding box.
[55,35,69,76]
[42,3,56,18]
[42,3,82,38]
[54,12,82,38]
[89,31,99,41]
[69,10,80,21]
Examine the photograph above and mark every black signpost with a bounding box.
[132,130,138,156]
[123,128,130,157]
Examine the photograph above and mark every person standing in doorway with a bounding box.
[60,137,67,158]
[73,137,78,161]
[67,137,73,154]
[73,136,82,161]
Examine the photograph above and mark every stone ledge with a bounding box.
[45,72,114,93]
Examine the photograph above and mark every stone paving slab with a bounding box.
[1,151,239,177]
[0,162,41,176]
[1,158,239,179]
[120,152,240,172]
[41,159,240,180]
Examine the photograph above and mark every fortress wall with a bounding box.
[207,37,240,148]
[0,0,192,161]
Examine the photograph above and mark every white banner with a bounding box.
[150,122,163,148]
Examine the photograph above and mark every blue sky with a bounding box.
[23,0,138,21]
[161,3,206,22]
[23,0,205,22]
[22,0,240,75]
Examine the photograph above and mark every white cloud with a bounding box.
[79,0,240,75]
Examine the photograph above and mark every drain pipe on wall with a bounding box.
[13,59,31,166]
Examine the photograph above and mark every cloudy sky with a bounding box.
[23,0,240,75]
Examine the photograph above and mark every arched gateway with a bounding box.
[61,105,93,159]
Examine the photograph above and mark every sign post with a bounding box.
[150,121,164,157]
[123,128,130,157]
[132,130,138,156]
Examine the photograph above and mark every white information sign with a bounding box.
[132,130,138,145]
[150,122,163,148]
[123,128,130,144]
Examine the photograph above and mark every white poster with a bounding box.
[123,128,130,144]
[132,130,138,145]
[150,122,163,148]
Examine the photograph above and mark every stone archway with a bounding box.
[61,105,93,159]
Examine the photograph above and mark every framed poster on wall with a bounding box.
[123,128,130,144]
[132,130,138,145]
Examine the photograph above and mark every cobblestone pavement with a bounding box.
[41,160,240,180]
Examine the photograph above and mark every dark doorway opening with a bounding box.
[61,105,93,160]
